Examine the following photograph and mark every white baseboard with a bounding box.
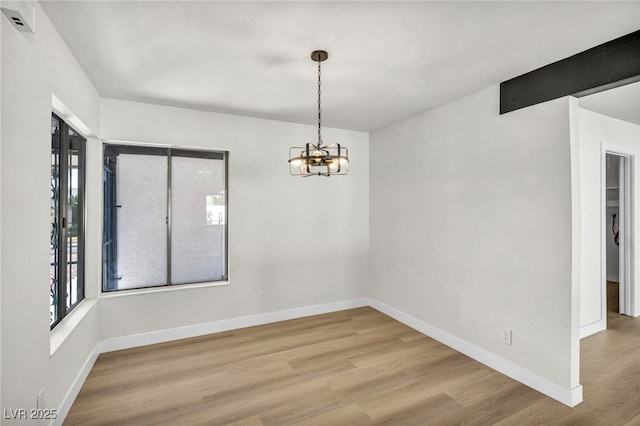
[368,298,583,408]
[51,343,101,426]
[100,298,369,353]
[606,274,619,283]
[580,319,606,339]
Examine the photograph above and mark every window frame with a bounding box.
[102,143,229,292]
[51,113,86,329]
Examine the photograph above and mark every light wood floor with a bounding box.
[65,296,639,425]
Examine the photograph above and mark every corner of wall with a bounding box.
[51,342,101,426]
[369,298,583,407]
[569,96,582,388]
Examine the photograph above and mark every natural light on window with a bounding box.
[102,145,228,291]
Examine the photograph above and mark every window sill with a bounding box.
[99,280,230,299]
[50,298,97,356]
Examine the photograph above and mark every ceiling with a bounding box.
[40,1,640,132]
[579,82,640,126]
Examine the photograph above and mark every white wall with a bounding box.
[98,98,370,341]
[578,107,640,330]
[4,0,596,416]
[370,86,579,394]
[0,7,4,416]
[1,1,101,423]
[2,9,369,419]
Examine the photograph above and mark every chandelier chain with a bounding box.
[318,59,322,147]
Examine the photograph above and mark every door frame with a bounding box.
[601,142,637,324]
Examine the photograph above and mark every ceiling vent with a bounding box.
[1,1,35,33]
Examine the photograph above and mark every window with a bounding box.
[51,113,86,328]
[103,145,228,291]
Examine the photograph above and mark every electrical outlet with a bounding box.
[259,290,268,303]
[500,328,512,345]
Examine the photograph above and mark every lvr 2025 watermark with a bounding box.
[3,408,58,420]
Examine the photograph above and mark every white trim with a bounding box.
[100,298,368,353]
[579,319,606,339]
[368,298,583,407]
[50,299,97,355]
[51,94,96,138]
[102,138,230,154]
[621,154,635,316]
[99,280,230,300]
[600,146,609,328]
[51,343,101,426]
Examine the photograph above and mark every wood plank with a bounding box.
[64,306,640,425]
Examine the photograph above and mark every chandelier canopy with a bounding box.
[288,50,349,177]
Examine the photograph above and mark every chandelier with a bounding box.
[288,50,349,176]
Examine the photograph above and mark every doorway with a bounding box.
[602,149,635,324]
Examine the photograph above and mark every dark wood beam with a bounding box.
[500,31,640,114]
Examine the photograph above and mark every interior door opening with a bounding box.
[605,154,621,317]
[603,151,635,324]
